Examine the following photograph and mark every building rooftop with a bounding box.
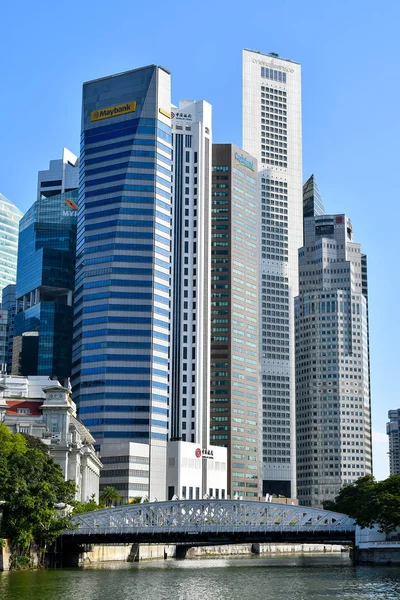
[243,48,300,66]
[84,64,171,86]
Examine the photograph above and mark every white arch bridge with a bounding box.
[62,499,356,546]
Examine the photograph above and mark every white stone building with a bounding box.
[242,49,303,498]
[168,99,227,499]
[0,375,102,502]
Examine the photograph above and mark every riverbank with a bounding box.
[3,554,400,600]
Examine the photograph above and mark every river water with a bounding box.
[1,554,400,600]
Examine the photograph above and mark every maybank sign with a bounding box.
[235,152,254,172]
[90,101,137,122]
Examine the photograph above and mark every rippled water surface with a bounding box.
[1,554,400,600]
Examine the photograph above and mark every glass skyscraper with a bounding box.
[72,65,172,500]
[0,193,23,292]
[14,188,78,380]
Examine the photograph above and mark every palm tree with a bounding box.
[100,486,121,508]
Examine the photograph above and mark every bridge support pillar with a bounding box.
[175,545,189,559]
[128,544,140,562]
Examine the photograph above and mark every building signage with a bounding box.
[252,58,294,73]
[195,447,214,459]
[159,108,171,119]
[90,101,137,122]
[171,111,192,122]
[62,198,78,218]
[65,198,78,210]
[235,152,254,172]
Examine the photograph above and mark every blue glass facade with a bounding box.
[14,190,78,379]
[72,66,172,499]
[0,193,23,291]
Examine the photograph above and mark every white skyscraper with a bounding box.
[170,100,212,448]
[168,100,227,500]
[242,49,303,498]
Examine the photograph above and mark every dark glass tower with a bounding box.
[14,152,78,381]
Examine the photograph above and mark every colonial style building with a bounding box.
[0,375,102,502]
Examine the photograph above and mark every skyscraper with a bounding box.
[210,144,260,498]
[170,100,212,447]
[0,193,23,292]
[387,409,400,475]
[242,49,303,497]
[167,100,227,501]
[1,285,19,374]
[72,65,172,501]
[303,174,325,219]
[13,150,78,381]
[296,204,372,507]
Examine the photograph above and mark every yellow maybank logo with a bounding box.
[90,101,137,122]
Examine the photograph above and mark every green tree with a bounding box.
[0,423,27,457]
[0,423,76,567]
[72,494,104,514]
[323,474,400,533]
[100,486,121,508]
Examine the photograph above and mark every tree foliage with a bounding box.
[0,423,76,566]
[72,494,104,514]
[323,474,400,533]
[100,486,121,507]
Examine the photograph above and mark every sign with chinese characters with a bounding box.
[195,447,214,459]
[172,111,192,122]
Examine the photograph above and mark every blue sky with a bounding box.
[1,0,397,479]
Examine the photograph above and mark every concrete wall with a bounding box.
[80,544,132,564]
[184,544,253,557]
[254,543,344,554]
[0,540,11,571]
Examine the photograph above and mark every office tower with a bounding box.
[0,307,9,371]
[303,174,325,219]
[167,100,227,501]
[73,66,172,501]
[0,193,23,291]
[13,150,78,381]
[209,144,260,498]
[296,208,372,507]
[387,410,400,475]
[2,285,20,373]
[242,49,303,498]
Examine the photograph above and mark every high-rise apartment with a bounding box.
[387,409,400,475]
[210,144,260,498]
[242,49,303,497]
[72,66,172,501]
[167,100,227,501]
[296,203,372,507]
[13,150,78,381]
[0,193,23,292]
